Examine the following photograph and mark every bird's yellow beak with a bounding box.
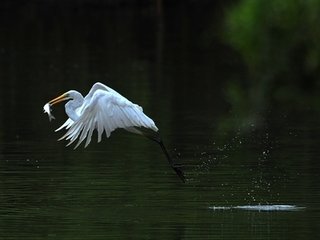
[48,93,69,106]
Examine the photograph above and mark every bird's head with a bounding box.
[48,90,80,106]
[44,90,83,122]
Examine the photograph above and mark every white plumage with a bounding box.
[43,82,185,182]
[44,82,158,148]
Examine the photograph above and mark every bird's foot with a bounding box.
[172,163,186,183]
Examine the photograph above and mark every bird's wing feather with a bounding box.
[55,118,74,132]
[85,82,128,103]
[58,89,158,148]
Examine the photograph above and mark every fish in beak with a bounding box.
[43,93,69,121]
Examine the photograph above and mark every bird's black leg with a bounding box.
[140,129,185,183]
[157,139,186,183]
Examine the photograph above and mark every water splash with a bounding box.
[209,205,305,211]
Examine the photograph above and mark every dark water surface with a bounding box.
[0,1,320,239]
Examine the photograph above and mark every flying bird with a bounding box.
[43,82,185,182]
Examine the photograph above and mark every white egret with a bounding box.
[43,82,185,182]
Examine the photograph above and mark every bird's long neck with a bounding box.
[65,93,84,121]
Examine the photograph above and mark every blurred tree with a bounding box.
[223,0,320,121]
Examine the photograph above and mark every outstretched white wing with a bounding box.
[58,89,158,148]
[55,82,124,133]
